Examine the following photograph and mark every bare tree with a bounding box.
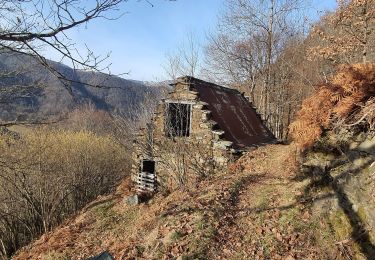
[0,1,128,85]
[204,0,311,139]
[206,0,305,111]
[0,0,129,129]
[309,0,375,64]
[163,32,202,79]
[0,0,177,128]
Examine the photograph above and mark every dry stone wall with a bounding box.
[132,81,235,191]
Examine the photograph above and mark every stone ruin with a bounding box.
[132,76,275,194]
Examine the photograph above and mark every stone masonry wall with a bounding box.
[132,80,235,191]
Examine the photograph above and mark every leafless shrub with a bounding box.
[0,128,127,258]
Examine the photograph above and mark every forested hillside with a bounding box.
[0,52,164,123]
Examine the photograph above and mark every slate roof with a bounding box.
[173,76,276,150]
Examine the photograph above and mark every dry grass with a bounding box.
[14,144,348,259]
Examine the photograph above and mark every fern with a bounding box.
[290,63,375,150]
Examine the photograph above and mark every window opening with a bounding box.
[165,102,191,137]
[142,160,155,173]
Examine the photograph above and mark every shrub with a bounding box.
[289,64,375,150]
[0,128,128,258]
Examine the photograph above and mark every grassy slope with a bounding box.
[15,144,350,259]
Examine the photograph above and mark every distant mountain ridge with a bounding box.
[0,52,165,122]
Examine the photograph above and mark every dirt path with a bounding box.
[209,145,337,259]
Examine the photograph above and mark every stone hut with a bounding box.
[132,76,275,192]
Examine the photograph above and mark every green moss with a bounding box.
[328,209,371,257]
[260,232,276,257]
[170,230,184,242]
[93,200,116,219]
[195,214,206,231]
[155,245,166,259]
[311,151,336,161]
[189,214,218,257]
[329,209,352,241]
[279,208,297,226]
[191,224,216,253]
[356,206,375,245]
[357,207,367,223]
[317,221,334,242]
[331,163,349,176]
[89,199,140,241]
[369,230,375,245]
[253,187,272,211]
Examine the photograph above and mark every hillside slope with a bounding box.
[15,144,360,259]
[0,52,164,122]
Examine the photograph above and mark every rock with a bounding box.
[126,195,140,205]
[357,136,375,154]
[213,140,233,149]
[349,141,360,150]
[369,161,375,174]
[88,251,114,260]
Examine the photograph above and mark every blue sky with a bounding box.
[45,0,337,81]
